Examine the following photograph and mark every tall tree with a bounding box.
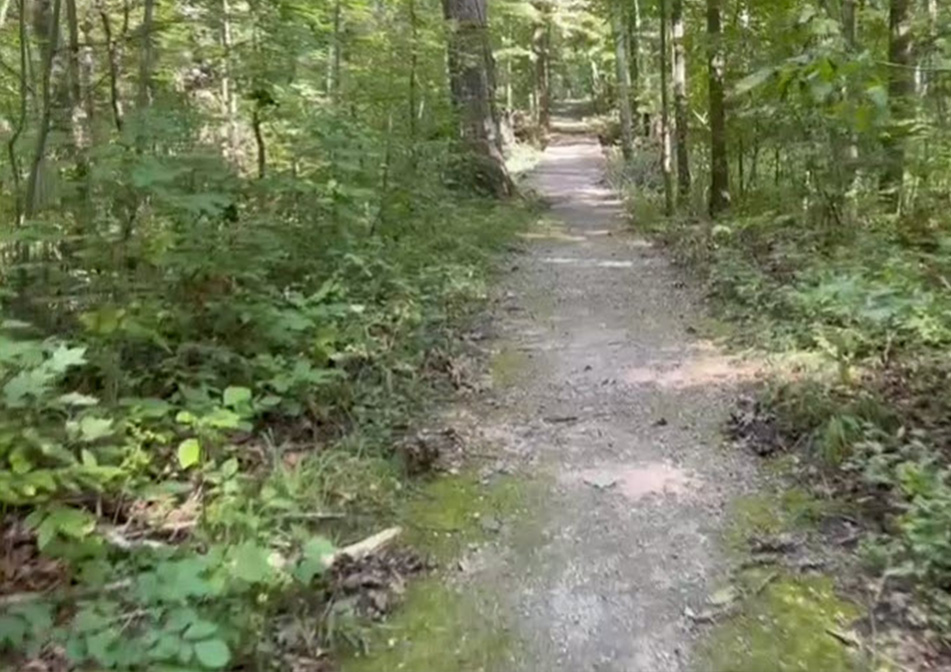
[443,0,513,196]
[625,0,643,136]
[706,0,729,216]
[881,0,913,205]
[613,2,634,161]
[659,0,674,216]
[532,1,551,130]
[671,0,690,199]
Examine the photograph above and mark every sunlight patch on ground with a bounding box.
[563,461,702,501]
[541,257,635,268]
[623,342,763,389]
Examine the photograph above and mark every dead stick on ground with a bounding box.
[323,526,402,567]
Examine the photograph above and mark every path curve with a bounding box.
[469,127,758,671]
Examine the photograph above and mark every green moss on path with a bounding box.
[698,574,862,672]
[340,471,541,670]
[341,578,512,672]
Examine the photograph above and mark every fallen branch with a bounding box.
[324,526,402,566]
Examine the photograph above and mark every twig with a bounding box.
[275,512,346,522]
[751,571,779,596]
[324,527,402,566]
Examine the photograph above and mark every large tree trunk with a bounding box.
[612,3,634,161]
[443,0,513,196]
[706,0,730,216]
[659,0,673,215]
[880,0,912,206]
[671,0,690,199]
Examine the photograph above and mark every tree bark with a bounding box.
[25,0,62,219]
[531,1,551,130]
[672,0,690,199]
[707,0,730,217]
[612,3,634,161]
[327,0,342,100]
[8,0,28,224]
[443,0,513,196]
[881,0,912,205]
[842,0,856,46]
[626,0,642,136]
[221,0,240,163]
[137,0,155,111]
[659,0,674,216]
[97,0,124,132]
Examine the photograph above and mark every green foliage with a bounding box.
[0,0,538,666]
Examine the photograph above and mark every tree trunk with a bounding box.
[408,0,419,139]
[532,1,551,130]
[221,0,240,163]
[672,0,690,199]
[626,0,641,135]
[881,0,912,205]
[25,0,62,219]
[659,0,674,216]
[137,0,155,111]
[707,0,730,216]
[612,3,634,161]
[97,0,124,132]
[8,0,29,224]
[443,0,513,197]
[842,0,856,46]
[328,0,342,99]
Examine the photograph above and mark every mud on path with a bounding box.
[455,124,762,671]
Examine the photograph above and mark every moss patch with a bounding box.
[490,345,530,388]
[697,573,863,672]
[342,472,543,671]
[341,578,513,672]
[401,472,535,562]
[724,488,828,552]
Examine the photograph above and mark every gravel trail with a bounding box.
[466,126,759,672]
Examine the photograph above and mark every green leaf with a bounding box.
[177,439,201,469]
[229,542,274,583]
[193,638,230,669]
[183,620,218,641]
[47,345,87,374]
[294,536,336,583]
[30,507,96,549]
[58,392,100,407]
[79,416,115,442]
[222,386,252,408]
[732,67,774,97]
[3,367,55,407]
[203,408,244,430]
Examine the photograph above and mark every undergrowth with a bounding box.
[0,179,535,669]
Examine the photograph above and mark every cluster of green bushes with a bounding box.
[0,153,531,668]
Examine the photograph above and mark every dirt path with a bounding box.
[467,127,760,671]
